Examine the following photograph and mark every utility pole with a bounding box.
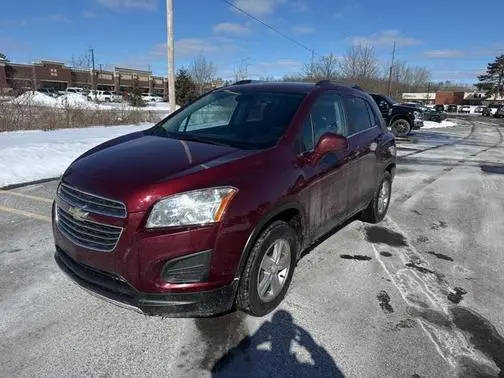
[426,82,431,104]
[166,0,176,112]
[89,48,97,96]
[387,41,396,96]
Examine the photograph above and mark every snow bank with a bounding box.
[0,123,153,187]
[57,93,93,108]
[11,91,58,107]
[422,120,457,129]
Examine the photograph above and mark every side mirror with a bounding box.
[310,133,348,164]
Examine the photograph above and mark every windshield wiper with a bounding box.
[176,133,231,147]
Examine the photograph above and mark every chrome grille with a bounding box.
[57,183,126,218]
[56,207,123,252]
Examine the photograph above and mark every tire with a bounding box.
[361,172,392,224]
[390,118,411,137]
[236,221,298,317]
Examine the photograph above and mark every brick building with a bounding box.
[0,60,169,96]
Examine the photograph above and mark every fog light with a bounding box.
[161,250,212,283]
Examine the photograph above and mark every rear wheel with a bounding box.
[236,221,297,317]
[361,172,392,223]
[390,118,411,137]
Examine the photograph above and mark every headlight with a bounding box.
[146,187,237,228]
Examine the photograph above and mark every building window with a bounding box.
[50,68,57,77]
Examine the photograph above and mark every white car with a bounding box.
[87,90,116,102]
[66,87,84,94]
[460,105,471,113]
[141,93,163,103]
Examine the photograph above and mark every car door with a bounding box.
[342,95,381,214]
[294,92,352,239]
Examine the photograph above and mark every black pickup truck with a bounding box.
[369,93,424,137]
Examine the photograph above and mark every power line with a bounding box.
[221,0,318,58]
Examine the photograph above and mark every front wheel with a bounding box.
[236,221,297,317]
[390,119,411,137]
[361,172,392,223]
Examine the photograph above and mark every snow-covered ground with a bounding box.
[0,123,152,187]
[422,119,458,129]
[7,91,179,113]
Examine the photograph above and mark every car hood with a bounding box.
[62,131,252,211]
[396,104,421,112]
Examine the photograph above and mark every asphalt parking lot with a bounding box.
[1,117,504,377]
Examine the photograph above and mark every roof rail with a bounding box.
[232,79,263,85]
[315,80,363,91]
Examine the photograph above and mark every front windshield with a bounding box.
[151,89,305,149]
[385,96,399,105]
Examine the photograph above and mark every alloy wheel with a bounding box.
[257,239,291,302]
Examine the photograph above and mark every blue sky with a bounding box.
[1,0,503,83]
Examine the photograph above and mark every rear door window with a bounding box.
[343,96,374,136]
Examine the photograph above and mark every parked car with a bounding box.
[142,93,163,102]
[493,105,504,118]
[66,87,84,94]
[482,107,493,117]
[474,106,485,113]
[447,104,458,113]
[52,81,396,317]
[459,105,471,113]
[369,93,423,137]
[488,104,501,115]
[433,104,445,112]
[37,88,59,98]
[87,90,114,102]
[403,103,447,123]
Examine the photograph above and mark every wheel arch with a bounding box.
[390,114,413,126]
[234,202,306,280]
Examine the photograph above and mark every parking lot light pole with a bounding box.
[166,0,176,113]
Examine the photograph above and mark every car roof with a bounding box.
[219,81,365,96]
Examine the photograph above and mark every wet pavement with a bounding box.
[1,117,504,377]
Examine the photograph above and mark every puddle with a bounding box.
[450,307,504,376]
[365,226,408,247]
[447,287,467,304]
[380,251,393,257]
[340,254,372,261]
[377,290,394,313]
[427,251,454,262]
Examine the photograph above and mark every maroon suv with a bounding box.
[53,81,396,317]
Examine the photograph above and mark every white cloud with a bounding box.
[213,22,250,36]
[346,30,421,47]
[232,0,287,15]
[291,26,315,35]
[82,10,97,18]
[97,0,157,11]
[424,49,465,58]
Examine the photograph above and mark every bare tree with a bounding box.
[69,51,91,70]
[339,45,379,85]
[234,58,249,83]
[302,53,340,81]
[190,55,217,95]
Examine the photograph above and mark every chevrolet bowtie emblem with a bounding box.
[68,206,89,221]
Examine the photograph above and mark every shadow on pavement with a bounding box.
[210,310,344,377]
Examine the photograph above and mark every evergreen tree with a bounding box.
[175,68,197,106]
[476,55,504,102]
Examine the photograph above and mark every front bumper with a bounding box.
[55,247,238,317]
